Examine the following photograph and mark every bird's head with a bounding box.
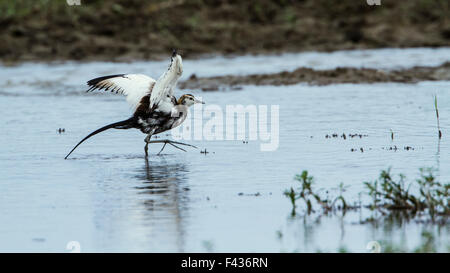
[177,94,204,106]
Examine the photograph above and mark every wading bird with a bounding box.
[64,50,204,159]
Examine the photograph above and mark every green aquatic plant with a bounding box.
[416,168,449,218]
[284,170,321,215]
[364,168,413,210]
[286,168,449,222]
[365,178,379,210]
[331,182,349,211]
[285,187,297,216]
[284,170,349,216]
[365,168,449,220]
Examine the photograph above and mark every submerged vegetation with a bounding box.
[285,168,449,223]
[311,231,444,253]
[365,168,449,220]
[285,171,352,216]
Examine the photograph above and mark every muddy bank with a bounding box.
[179,62,450,90]
[0,0,449,62]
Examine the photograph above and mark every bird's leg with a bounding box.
[144,134,152,157]
[144,143,148,157]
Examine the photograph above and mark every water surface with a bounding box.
[0,49,449,252]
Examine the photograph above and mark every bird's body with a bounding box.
[65,51,203,159]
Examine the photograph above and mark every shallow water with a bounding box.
[2,47,450,89]
[0,49,449,252]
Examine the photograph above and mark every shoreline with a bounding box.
[1,1,449,63]
[179,62,450,90]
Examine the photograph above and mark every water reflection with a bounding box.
[134,157,190,252]
[135,157,190,206]
[3,57,450,251]
[280,211,449,252]
[89,156,191,252]
[435,139,441,175]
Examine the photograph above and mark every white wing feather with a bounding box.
[87,74,156,110]
[149,54,183,112]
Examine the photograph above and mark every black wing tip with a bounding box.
[87,74,126,87]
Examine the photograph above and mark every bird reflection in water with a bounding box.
[134,157,190,251]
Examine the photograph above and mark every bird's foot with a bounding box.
[157,143,167,155]
[146,139,197,155]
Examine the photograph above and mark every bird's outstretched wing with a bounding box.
[87,74,156,110]
[149,52,183,111]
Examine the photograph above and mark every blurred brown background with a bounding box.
[0,0,449,62]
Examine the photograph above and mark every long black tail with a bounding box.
[64,117,136,159]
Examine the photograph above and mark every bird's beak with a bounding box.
[195,98,205,104]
